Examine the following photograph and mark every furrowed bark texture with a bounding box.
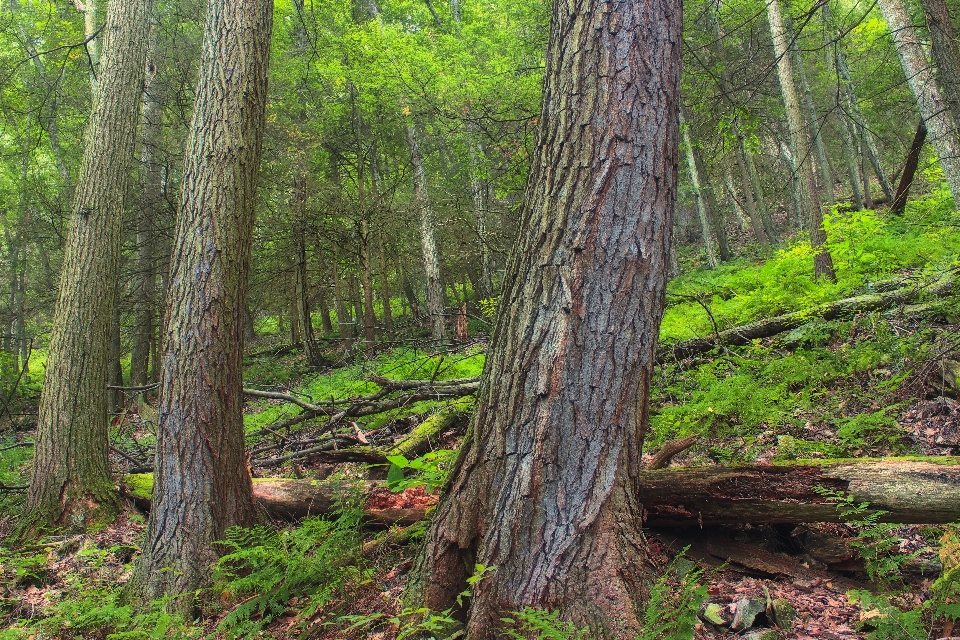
[408,0,680,635]
[130,0,273,609]
[879,0,960,205]
[892,121,928,215]
[21,0,153,536]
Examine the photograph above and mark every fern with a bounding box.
[214,504,367,635]
[641,550,708,640]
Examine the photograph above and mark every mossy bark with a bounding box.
[19,0,154,539]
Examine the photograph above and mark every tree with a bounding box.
[767,0,836,281]
[129,0,273,611]
[878,0,960,206]
[19,0,154,537]
[405,0,680,634]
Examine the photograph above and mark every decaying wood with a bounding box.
[648,435,698,470]
[641,458,960,526]
[256,400,469,468]
[123,474,437,525]
[660,272,956,361]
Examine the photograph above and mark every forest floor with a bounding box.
[4,206,960,638]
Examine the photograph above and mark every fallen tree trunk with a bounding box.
[641,458,960,527]
[124,457,960,527]
[123,474,438,524]
[659,272,956,362]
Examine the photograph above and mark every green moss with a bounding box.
[123,474,153,500]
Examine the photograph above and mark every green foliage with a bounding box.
[501,608,590,639]
[641,550,709,640]
[848,591,927,640]
[385,449,457,492]
[213,504,368,635]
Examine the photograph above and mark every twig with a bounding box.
[0,440,33,453]
[647,436,698,470]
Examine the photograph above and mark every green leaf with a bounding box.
[387,464,405,489]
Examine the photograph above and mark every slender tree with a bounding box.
[405,0,680,633]
[767,0,836,280]
[877,0,960,205]
[129,0,273,610]
[19,0,154,537]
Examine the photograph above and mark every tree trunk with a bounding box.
[107,303,123,413]
[291,174,315,363]
[834,45,895,202]
[767,0,836,281]
[878,0,960,205]
[377,231,393,336]
[892,121,928,215]
[705,4,773,245]
[331,247,353,347]
[406,123,446,342]
[681,112,718,268]
[19,0,154,538]
[318,283,334,334]
[641,459,960,527]
[406,0,680,633]
[359,220,376,351]
[129,0,273,611]
[130,22,161,388]
[919,0,960,133]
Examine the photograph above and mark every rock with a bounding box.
[742,630,780,640]
[699,602,731,627]
[770,598,797,629]
[731,597,768,631]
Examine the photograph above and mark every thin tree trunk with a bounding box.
[723,170,751,230]
[107,303,123,413]
[406,123,446,341]
[291,175,315,362]
[130,22,161,387]
[19,0,154,538]
[892,121,928,214]
[879,0,960,205]
[406,0,680,632]
[377,231,393,336]
[318,283,333,333]
[705,3,773,245]
[681,111,718,267]
[130,0,273,611]
[359,220,376,351]
[823,5,864,210]
[767,0,836,281]
[834,39,896,202]
[331,245,353,347]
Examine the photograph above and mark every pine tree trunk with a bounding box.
[331,245,353,347]
[767,0,836,281]
[130,24,161,387]
[871,6,959,203]
[406,0,680,633]
[378,231,393,336]
[406,123,446,341]
[359,220,376,351]
[20,0,154,537]
[129,0,272,611]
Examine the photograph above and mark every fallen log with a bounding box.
[659,272,956,362]
[124,457,960,528]
[122,474,438,524]
[641,458,960,527]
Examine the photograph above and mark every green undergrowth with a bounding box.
[661,201,960,343]
[649,312,939,461]
[244,346,485,435]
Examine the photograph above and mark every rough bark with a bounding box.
[767,0,836,281]
[892,121,928,215]
[406,123,446,342]
[642,459,960,527]
[407,0,680,634]
[129,0,273,611]
[20,0,154,538]
[878,0,960,205]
